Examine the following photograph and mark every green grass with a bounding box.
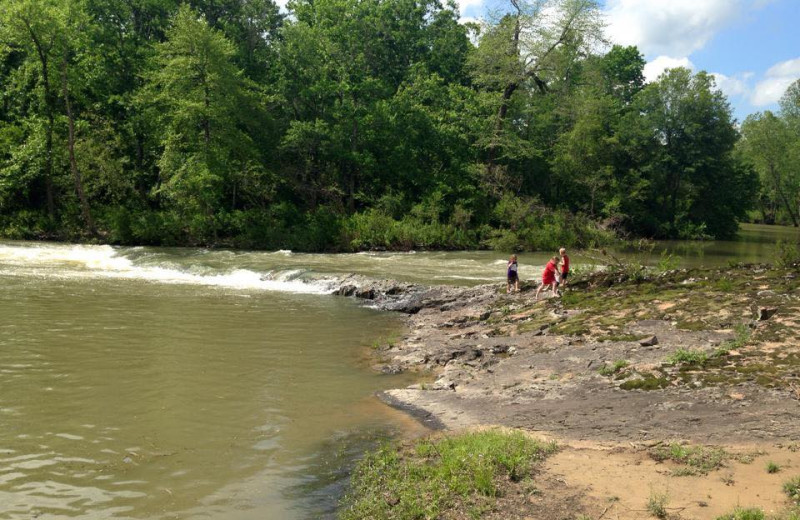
[666,348,708,366]
[785,475,800,504]
[339,429,557,520]
[714,324,752,357]
[619,373,669,391]
[649,443,728,475]
[715,278,735,292]
[715,508,765,520]
[647,490,669,519]
[598,360,630,376]
[768,461,781,474]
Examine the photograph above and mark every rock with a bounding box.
[432,377,456,390]
[757,289,777,297]
[758,307,777,321]
[491,344,511,354]
[337,284,357,296]
[639,335,659,346]
[355,288,376,300]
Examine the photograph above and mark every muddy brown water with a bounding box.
[0,223,796,518]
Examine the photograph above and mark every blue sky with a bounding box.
[456,0,800,121]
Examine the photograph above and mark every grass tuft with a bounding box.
[715,507,765,520]
[666,348,708,366]
[649,443,728,474]
[647,490,669,519]
[767,461,781,474]
[598,360,630,376]
[339,429,557,520]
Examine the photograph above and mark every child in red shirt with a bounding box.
[536,256,560,300]
[559,247,570,288]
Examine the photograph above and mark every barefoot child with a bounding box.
[506,254,519,293]
[536,256,560,300]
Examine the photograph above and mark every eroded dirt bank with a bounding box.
[333,264,800,518]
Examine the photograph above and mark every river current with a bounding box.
[0,223,796,518]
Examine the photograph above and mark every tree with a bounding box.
[623,68,755,238]
[144,4,269,240]
[739,111,800,226]
[469,0,604,177]
[0,0,62,219]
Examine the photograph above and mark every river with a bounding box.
[0,223,797,518]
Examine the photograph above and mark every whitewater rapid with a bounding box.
[0,242,335,294]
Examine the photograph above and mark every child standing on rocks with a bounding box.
[507,254,520,293]
[536,256,560,300]
[559,248,570,288]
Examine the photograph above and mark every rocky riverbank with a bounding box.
[333,264,800,519]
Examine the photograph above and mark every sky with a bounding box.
[455,0,800,121]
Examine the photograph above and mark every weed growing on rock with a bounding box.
[598,360,629,376]
[666,348,708,366]
[714,324,752,357]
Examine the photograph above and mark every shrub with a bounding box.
[776,240,800,267]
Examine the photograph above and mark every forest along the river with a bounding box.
[0,223,797,519]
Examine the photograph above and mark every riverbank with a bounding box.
[336,262,800,518]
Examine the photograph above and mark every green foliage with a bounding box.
[776,240,800,267]
[598,360,629,376]
[647,490,669,519]
[786,475,800,504]
[714,324,752,357]
[650,443,728,475]
[0,0,761,250]
[666,348,708,366]
[767,461,781,474]
[715,508,766,520]
[339,429,557,520]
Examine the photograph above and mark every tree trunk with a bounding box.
[26,22,56,219]
[770,163,799,227]
[61,56,96,236]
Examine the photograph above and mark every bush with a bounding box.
[776,240,800,268]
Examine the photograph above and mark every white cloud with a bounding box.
[605,0,742,57]
[751,57,800,106]
[711,72,750,98]
[456,0,485,14]
[643,56,694,83]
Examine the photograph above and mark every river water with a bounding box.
[0,223,797,518]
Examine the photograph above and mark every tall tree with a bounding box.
[739,111,800,226]
[144,4,269,240]
[624,68,755,238]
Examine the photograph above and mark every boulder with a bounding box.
[639,335,659,347]
[758,307,777,321]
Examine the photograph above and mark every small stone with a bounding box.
[757,307,777,321]
[729,392,745,400]
[757,289,777,297]
[639,335,659,346]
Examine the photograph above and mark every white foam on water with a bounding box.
[0,243,332,295]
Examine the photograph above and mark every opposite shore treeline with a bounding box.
[1,0,799,252]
